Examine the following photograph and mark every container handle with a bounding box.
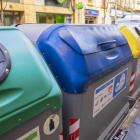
[99,40,116,46]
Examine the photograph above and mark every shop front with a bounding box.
[0,11,20,26]
[84,9,99,24]
[36,13,71,23]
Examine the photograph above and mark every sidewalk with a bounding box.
[122,99,140,140]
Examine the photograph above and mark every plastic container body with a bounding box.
[0,27,63,140]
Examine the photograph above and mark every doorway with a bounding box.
[85,17,96,24]
[4,16,13,26]
[0,11,20,26]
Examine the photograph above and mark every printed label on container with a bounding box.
[136,59,140,76]
[93,69,128,117]
[16,126,40,140]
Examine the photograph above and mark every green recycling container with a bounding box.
[0,27,63,140]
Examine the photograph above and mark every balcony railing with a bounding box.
[3,0,21,3]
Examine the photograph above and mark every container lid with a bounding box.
[12,24,54,45]
[128,26,140,50]
[118,25,140,58]
[36,24,133,94]
[59,26,127,54]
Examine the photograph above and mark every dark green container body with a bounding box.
[0,27,63,140]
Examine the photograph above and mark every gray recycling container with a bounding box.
[0,27,63,140]
[14,24,133,140]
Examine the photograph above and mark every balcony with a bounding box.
[4,0,21,3]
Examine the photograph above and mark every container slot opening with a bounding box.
[134,27,140,36]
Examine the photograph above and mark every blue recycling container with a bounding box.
[14,24,133,140]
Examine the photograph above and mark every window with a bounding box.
[0,11,20,26]
[36,13,69,24]
[137,0,140,5]
[5,0,21,3]
[45,0,70,8]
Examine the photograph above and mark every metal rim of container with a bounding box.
[0,43,11,84]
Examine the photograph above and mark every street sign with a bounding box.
[77,3,83,9]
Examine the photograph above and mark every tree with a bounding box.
[103,0,110,23]
[0,0,7,26]
[71,0,75,23]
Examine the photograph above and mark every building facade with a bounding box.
[0,0,75,26]
[0,0,140,25]
[78,0,139,24]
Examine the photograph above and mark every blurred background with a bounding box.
[0,0,139,26]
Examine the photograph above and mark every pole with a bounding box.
[71,0,75,24]
[1,0,4,26]
[73,0,75,23]
[104,0,105,24]
[131,0,133,18]
[115,0,117,21]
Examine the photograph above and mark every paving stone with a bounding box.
[124,123,140,140]
[122,107,140,130]
[137,134,140,140]
[134,112,140,126]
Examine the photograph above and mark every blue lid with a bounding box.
[36,24,133,94]
[15,24,133,94]
[59,26,127,54]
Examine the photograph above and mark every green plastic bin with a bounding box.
[0,27,63,140]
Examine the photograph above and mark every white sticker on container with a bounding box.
[136,59,140,76]
[16,126,40,140]
[43,114,60,135]
[93,69,128,118]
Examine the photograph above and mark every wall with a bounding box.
[23,0,34,5]
[96,9,111,24]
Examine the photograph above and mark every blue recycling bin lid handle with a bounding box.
[35,24,133,94]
